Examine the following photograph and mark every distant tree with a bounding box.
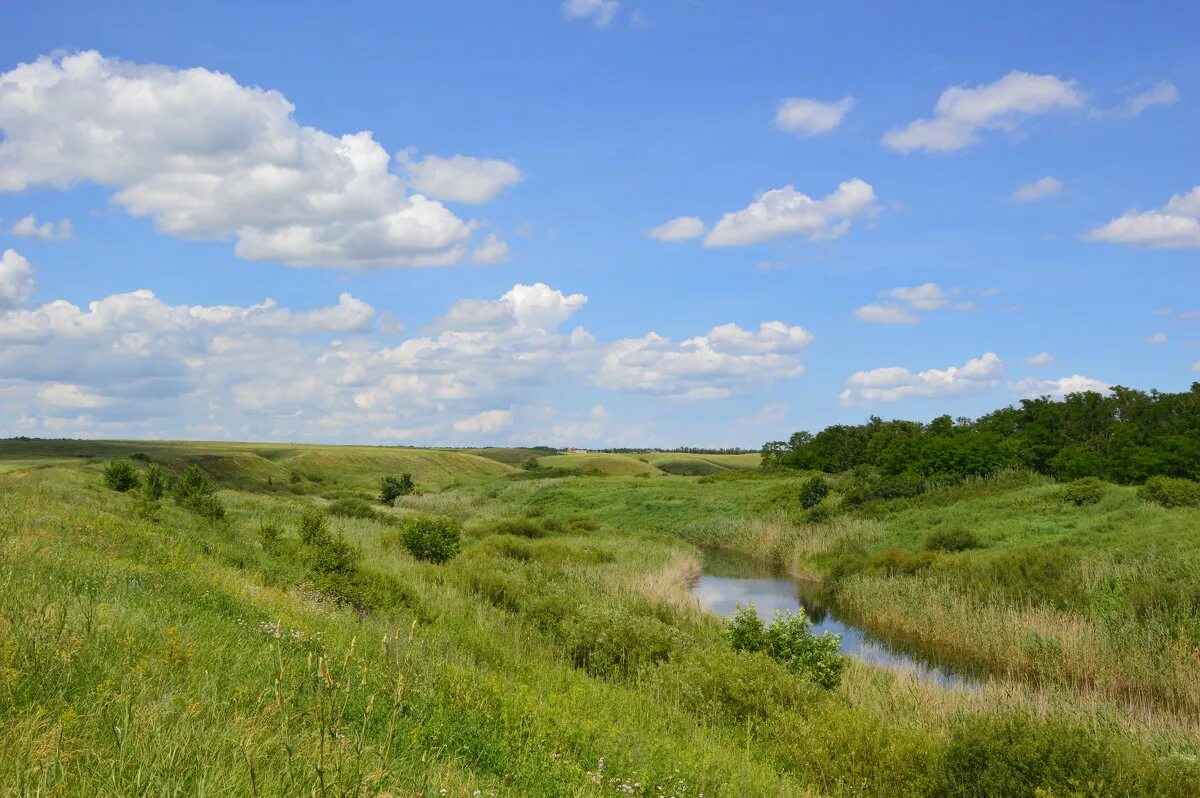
[142,464,170,501]
[521,457,541,471]
[102,460,140,493]
[379,473,415,505]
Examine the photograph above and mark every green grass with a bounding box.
[636,452,761,476]
[535,452,665,476]
[1,440,1198,796]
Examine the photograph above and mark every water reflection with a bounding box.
[692,548,978,689]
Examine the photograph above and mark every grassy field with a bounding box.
[1,439,1198,796]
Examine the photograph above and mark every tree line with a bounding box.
[763,384,1200,484]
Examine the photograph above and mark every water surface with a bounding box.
[692,548,978,688]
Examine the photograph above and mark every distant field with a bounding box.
[0,438,512,491]
[450,447,554,466]
[536,452,665,476]
[638,452,761,475]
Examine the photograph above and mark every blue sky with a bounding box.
[0,1,1197,447]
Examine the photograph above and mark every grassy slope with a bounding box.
[535,452,664,476]
[1,442,1198,796]
[637,452,761,476]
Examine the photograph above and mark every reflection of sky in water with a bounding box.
[693,570,977,689]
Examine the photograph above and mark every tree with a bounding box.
[102,460,140,492]
[379,473,415,506]
[798,475,829,509]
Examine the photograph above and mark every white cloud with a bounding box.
[853,304,918,324]
[1146,332,1167,345]
[10,214,73,240]
[0,249,35,310]
[854,282,964,324]
[561,0,619,28]
[1009,177,1063,203]
[397,151,522,204]
[1008,375,1111,398]
[882,71,1084,153]
[1023,352,1055,367]
[1093,81,1178,119]
[0,51,503,269]
[430,282,587,333]
[453,408,513,435]
[38,383,108,408]
[704,179,879,247]
[646,216,705,241]
[840,353,1003,404]
[775,96,855,136]
[1084,186,1200,249]
[739,402,787,427]
[599,321,813,399]
[471,233,510,264]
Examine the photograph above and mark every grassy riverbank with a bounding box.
[1,440,1198,796]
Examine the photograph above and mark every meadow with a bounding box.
[1,438,1199,796]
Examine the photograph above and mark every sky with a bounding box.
[0,1,1197,448]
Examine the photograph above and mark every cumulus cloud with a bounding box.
[882,71,1084,153]
[10,214,73,240]
[840,353,1003,404]
[561,0,619,27]
[1146,332,1167,345]
[0,249,35,310]
[38,383,109,408]
[598,321,813,400]
[430,283,588,333]
[854,282,965,324]
[397,151,522,204]
[471,233,510,264]
[646,216,705,242]
[0,51,509,268]
[704,179,879,247]
[453,408,513,435]
[1092,81,1178,119]
[1009,177,1063,203]
[1008,375,1111,398]
[1023,352,1055,367]
[1084,186,1200,249]
[775,96,855,136]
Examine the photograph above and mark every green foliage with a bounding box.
[559,605,688,679]
[925,527,981,552]
[938,712,1115,798]
[379,472,415,505]
[168,464,226,520]
[1139,475,1200,508]
[101,460,140,492]
[521,457,541,471]
[798,475,829,509]
[1059,476,1107,506]
[647,648,818,724]
[397,514,462,563]
[726,605,846,688]
[326,496,384,521]
[770,383,1200,484]
[297,506,327,545]
[142,463,170,501]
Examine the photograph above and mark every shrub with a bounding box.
[939,712,1114,798]
[309,529,362,575]
[399,514,462,563]
[559,605,688,679]
[925,527,980,552]
[379,473,415,506]
[798,475,829,509]
[102,460,140,492]
[521,457,541,471]
[297,507,328,545]
[1059,476,1106,506]
[171,465,225,520]
[129,452,151,462]
[142,464,170,501]
[805,502,836,524]
[648,647,818,724]
[726,604,846,688]
[1139,476,1200,508]
[487,517,549,539]
[258,521,282,544]
[326,497,383,521]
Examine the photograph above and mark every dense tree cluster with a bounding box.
[763,384,1200,484]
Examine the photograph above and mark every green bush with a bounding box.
[379,473,415,506]
[326,497,384,521]
[297,507,327,545]
[142,464,170,501]
[647,647,818,724]
[169,464,226,520]
[726,605,846,688]
[1139,476,1200,508]
[1059,476,1106,506]
[798,475,829,509]
[102,460,140,492]
[521,457,541,471]
[559,605,688,679]
[925,527,980,552]
[939,712,1114,798]
[399,515,462,563]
